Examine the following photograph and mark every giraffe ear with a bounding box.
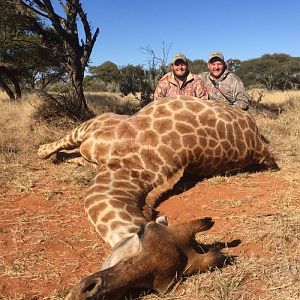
[155,215,168,225]
[101,234,142,269]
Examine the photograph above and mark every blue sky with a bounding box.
[71,0,299,67]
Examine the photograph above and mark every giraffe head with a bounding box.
[64,217,228,300]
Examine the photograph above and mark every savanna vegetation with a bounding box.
[0,1,299,299]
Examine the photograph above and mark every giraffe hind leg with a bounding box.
[143,168,184,221]
[37,130,84,159]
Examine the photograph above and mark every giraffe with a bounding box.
[38,95,278,296]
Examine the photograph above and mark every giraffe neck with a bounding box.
[84,164,153,247]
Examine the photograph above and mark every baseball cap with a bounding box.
[208,51,224,62]
[172,53,187,64]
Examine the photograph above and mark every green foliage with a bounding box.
[237,54,300,90]
[119,65,143,96]
[88,61,120,85]
[188,59,207,73]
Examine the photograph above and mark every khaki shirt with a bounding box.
[200,70,249,110]
[153,72,208,100]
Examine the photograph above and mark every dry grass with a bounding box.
[249,88,300,104]
[85,91,141,115]
[0,90,299,300]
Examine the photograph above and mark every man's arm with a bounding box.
[232,77,249,110]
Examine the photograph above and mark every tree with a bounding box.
[14,0,99,114]
[0,1,67,99]
[119,65,146,96]
[237,54,300,90]
[0,0,27,99]
[88,61,120,85]
[188,59,207,74]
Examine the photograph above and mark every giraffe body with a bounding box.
[38,95,277,257]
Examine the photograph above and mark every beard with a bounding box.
[174,70,189,81]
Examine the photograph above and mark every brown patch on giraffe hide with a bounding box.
[92,142,110,159]
[118,211,132,222]
[126,205,144,218]
[138,130,160,146]
[236,140,247,157]
[225,124,235,143]
[102,211,117,223]
[109,189,133,199]
[161,131,181,149]
[107,158,122,171]
[208,138,218,148]
[157,145,176,165]
[97,224,109,237]
[216,120,226,139]
[84,195,108,210]
[198,136,208,148]
[185,100,206,113]
[110,220,130,231]
[140,171,156,183]
[221,140,232,152]
[167,100,184,111]
[238,118,249,130]
[153,105,173,118]
[204,148,214,157]
[182,134,197,149]
[214,145,223,157]
[88,184,110,194]
[122,155,144,170]
[88,205,104,224]
[132,116,152,130]
[177,149,188,166]
[94,128,115,140]
[204,127,218,141]
[116,122,138,139]
[175,122,194,134]
[109,199,126,209]
[153,118,173,132]
[244,129,254,148]
[174,110,198,128]
[111,144,129,157]
[129,170,140,179]
[140,149,162,172]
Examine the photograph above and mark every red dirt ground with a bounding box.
[0,162,297,299]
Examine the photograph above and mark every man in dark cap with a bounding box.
[200,51,249,110]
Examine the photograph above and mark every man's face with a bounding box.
[207,58,225,79]
[171,59,188,79]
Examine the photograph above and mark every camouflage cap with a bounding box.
[172,53,187,64]
[208,51,224,62]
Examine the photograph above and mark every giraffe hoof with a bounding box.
[37,144,52,159]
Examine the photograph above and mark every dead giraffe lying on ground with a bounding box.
[38,95,278,298]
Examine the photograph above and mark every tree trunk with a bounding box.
[69,58,89,113]
[0,76,16,100]
[9,73,22,99]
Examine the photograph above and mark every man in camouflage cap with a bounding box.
[153,53,207,100]
[200,51,249,110]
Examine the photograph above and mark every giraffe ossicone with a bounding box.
[38,95,278,298]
